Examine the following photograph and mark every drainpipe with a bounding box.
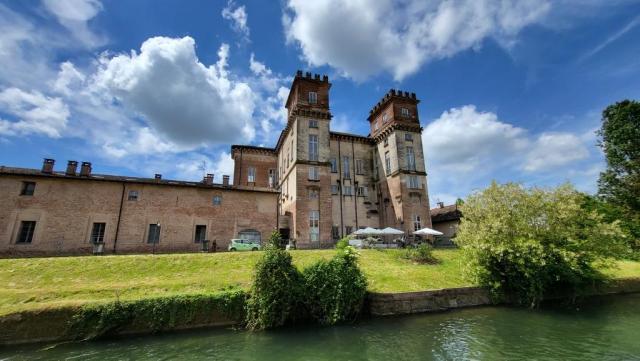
[113,182,126,253]
[352,139,358,229]
[337,140,344,238]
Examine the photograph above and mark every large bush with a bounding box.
[302,247,367,325]
[245,232,304,330]
[398,243,438,264]
[456,182,628,307]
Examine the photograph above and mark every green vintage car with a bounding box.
[228,239,261,251]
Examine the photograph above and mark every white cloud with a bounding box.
[52,61,86,95]
[524,132,589,172]
[42,0,106,48]
[423,105,598,205]
[92,36,256,148]
[222,0,250,40]
[283,0,551,80]
[0,87,70,138]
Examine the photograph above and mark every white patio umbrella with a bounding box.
[413,227,444,236]
[352,227,381,235]
[380,227,405,235]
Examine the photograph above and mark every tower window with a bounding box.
[401,107,410,117]
[382,113,389,122]
[385,152,391,175]
[309,135,318,161]
[330,158,337,173]
[247,167,256,183]
[405,133,413,141]
[384,137,388,147]
[308,91,317,104]
[20,182,36,196]
[409,175,419,189]
[309,188,319,199]
[406,147,416,171]
[413,215,422,232]
[309,119,318,128]
[308,166,319,180]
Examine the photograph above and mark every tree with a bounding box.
[598,100,640,209]
[597,100,640,248]
[456,182,628,307]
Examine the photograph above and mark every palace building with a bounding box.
[0,71,432,255]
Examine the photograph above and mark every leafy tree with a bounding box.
[456,182,628,307]
[597,100,640,248]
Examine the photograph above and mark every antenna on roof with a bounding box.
[199,160,207,178]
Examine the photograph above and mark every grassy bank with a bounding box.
[1,249,638,316]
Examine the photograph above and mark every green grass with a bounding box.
[0,249,638,316]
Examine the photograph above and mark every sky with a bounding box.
[0,0,639,206]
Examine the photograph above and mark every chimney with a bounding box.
[154,174,162,181]
[65,161,78,176]
[222,175,230,186]
[437,202,444,208]
[80,162,92,177]
[204,173,213,185]
[41,158,55,174]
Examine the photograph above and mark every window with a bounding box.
[268,169,276,188]
[20,182,35,196]
[16,221,36,244]
[410,193,422,204]
[194,225,207,243]
[409,175,419,189]
[401,107,410,117]
[330,158,337,173]
[128,190,139,201]
[406,147,416,171]
[355,159,364,175]
[331,225,340,240]
[342,156,350,179]
[382,113,389,123]
[413,215,422,232]
[90,223,106,244]
[308,91,318,104]
[405,133,413,141]
[309,119,318,128]
[345,226,353,235]
[147,224,161,244]
[308,166,319,180]
[357,186,368,197]
[247,167,256,183]
[331,185,339,195]
[309,135,318,161]
[384,137,389,147]
[343,185,353,196]
[213,195,222,205]
[290,140,294,161]
[309,211,319,242]
[385,152,391,175]
[309,188,319,199]
[374,121,379,131]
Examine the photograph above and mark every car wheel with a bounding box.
[251,247,258,251]
[230,248,236,251]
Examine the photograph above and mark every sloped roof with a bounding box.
[430,204,462,223]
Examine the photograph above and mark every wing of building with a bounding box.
[0,70,432,255]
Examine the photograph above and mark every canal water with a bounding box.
[1,294,639,360]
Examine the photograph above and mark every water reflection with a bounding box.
[1,294,639,361]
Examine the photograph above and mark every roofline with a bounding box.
[0,166,279,194]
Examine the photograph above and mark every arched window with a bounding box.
[238,229,261,244]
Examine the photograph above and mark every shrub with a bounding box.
[69,291,246,340]
[335,236,350,250]
[399,243,438,264]
[456,182,628,307]
[245,246,304,330]
[302,246,367,325]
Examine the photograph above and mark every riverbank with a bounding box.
[1,250,639,345]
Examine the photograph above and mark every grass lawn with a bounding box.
[0,249,638,316]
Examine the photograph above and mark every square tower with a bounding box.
[368,90,432,233]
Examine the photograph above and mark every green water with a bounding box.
[2,294,639,360]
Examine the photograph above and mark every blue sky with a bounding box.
[0,0,639,206]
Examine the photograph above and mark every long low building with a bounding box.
[0,160,278,256]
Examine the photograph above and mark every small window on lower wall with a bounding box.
[194,225,206,243]
[345,226,353,235]
[147,224,161,244]
[331,225,340,240]
[212,195,222,205]
[20,182,35,196]
[16,221,36,244]
[90,223,106,244]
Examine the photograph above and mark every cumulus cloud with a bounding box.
[0,88,70,138]
[222,0,250,40]
[42,0,106,48]
[92,36,256,148]
[283,0,551,80]
[423,105,598,205]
